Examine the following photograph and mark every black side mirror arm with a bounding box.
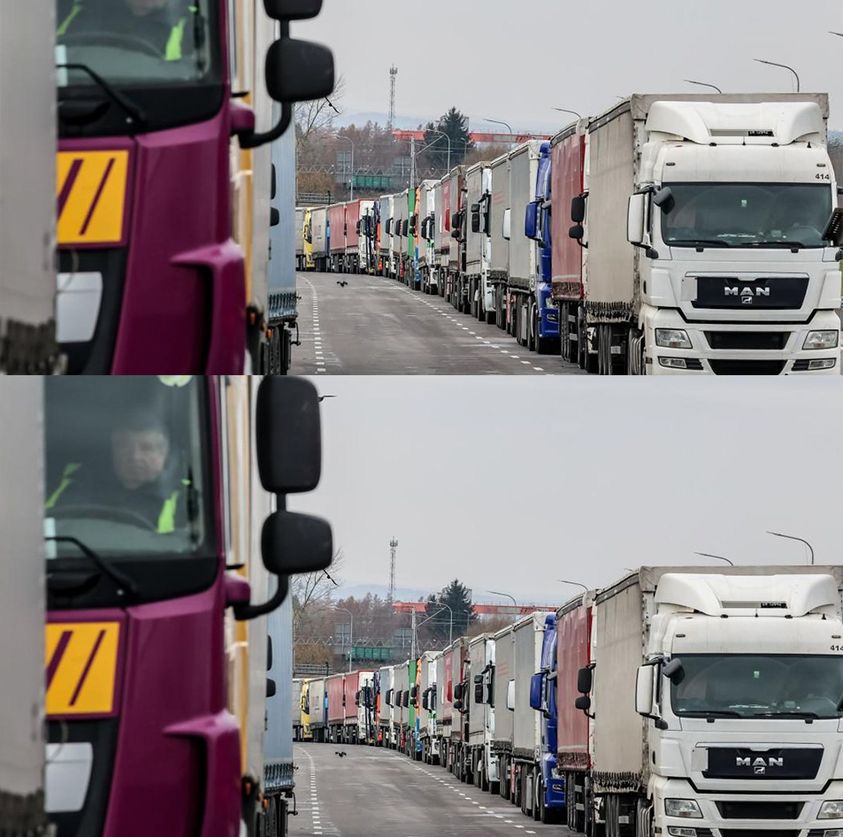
[238,103,292,150]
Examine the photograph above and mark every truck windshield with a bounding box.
[662,183,832,249]
[45,376,217,604]
[672,654,843,720]
[56,0,221,134]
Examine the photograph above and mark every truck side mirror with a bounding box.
[256,377,321,494]
[264,0,322,19]
[506,679,515,711]
[652,186,675,214]
[266,678,277,698]
[575,695,591,712]
[265,39,334,104]
[356,221,361,234]
[635,665,653,715]
[525,201,539,240]
[662,658,685,685]
[627,193,647,247]
[571,194,586,223]
[529,672,543,711]
[402,691,409,708]
[453,683,463,701]
[474,682,484,704]
[471,203,481,233]
[453,698,463,710]
[822,208,843,246]
[569,224,584,241]
[577,666,592,694]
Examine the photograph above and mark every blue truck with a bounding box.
[529,613,565,823]
[522,142,560,354]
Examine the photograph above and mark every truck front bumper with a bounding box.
[641,305,840,375]
[653,776,843,837]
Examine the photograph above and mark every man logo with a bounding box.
[724,285,770,305]
[736,756,783,775]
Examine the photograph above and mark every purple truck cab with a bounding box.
[44,375,333,836]
[55,0,333,374]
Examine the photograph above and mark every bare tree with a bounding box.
[295,75,346,151]
[292,548,345,634]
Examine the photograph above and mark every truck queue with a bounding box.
[294,566,843,837]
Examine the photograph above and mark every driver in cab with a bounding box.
[46,411,191,534]
[57,0,196,61]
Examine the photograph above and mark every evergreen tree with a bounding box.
[424,579,475,644]
[423,107,474,172]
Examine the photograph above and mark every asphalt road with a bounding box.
[291,742,567,837]
[290,272,583,376]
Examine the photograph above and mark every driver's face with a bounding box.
[112,429,169,490]
[125,0,169,15]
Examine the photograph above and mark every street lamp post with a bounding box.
[557,580,590,595]
[485,118,515,146]
[335,606,353,672]
[334,135,354,201]
[694,552,735,566]
[427,129,451,174]
[553,108,582,121]
[684,80,723,93]
[754,58,801,92]
[488,589,518,621]
[767,531,815,565]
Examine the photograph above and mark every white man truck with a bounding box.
[573,566,843,837]
[468,633,499,793]
[419,650,440,764]
[571,94,842,375]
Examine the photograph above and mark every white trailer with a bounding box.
[1,379,47,834]
[435,649,453,762]
[344,670,375,744]
[419,651,440,764]
[507,142,543,347]
[511,612,553,819]
[464,163,494,322]
[446,166,466,307]
[577,565,843,837]
[492,622,516,802]
[433,177,449,296]
[417,181,438,294]
[1,1,57,373]
[357,200,376,274]
[308,677,327,743]
[377,664,394,745]
[392,661,409,748]
[577,93,841,375]
[489,153,512,330]
[467,634,499,794]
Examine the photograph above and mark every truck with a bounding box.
[436,646,454,766]
[570,94,842,375]
[295,209,306,272]
[448,638,470,779]
[55,1,333,374]
[446,167,467,307]
[419,651,440,763]
[393,660,409,750]
[343,670,375,744]
[1,0,57,374]
[492,620,515,800]
[377,665,394,745]
[292,678,304,741]
[327,203,347,273]
[300,208,316,271]
[506,142,543,349]
[326,672,346,742]
[393,190,409,283]
[435,175,452,297]
[528,614,566,823]
[569,566,843,837]
[42,375,332,837]
[417,181,438,294]
[549,122,587,365]
[300,679,313,741]
[357,200,377,274]
[310,206,329,273]
[509,612,555,819]
[524,142,561,354]
[2,379,49,836]
[463,163,490,319]
[407,188,419,290]
[467,633,499,793]
[377,195,394,277]
[490,152,512,330]
[308,676,328,743]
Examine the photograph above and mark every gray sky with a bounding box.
[299,0,843,131]
[290,378,843,606]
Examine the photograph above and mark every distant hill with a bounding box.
[830,130,843,147]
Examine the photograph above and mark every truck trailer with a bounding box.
[571,94,841,375]
[467,633,499,793]
[493,621,516,800]
[309,677,328,743]
[490,153,513,330]
[419,651,440,764]
[568,566,843,837]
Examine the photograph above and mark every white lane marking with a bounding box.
[534,367,543,372]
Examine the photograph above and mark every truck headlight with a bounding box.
[665,799,702,818]
[668,829,698,837]
[803,330,839,350]
[655,329,692,349]
[819,800,843,819]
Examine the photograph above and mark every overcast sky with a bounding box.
[289,378,843,607]
[299,0,843,131]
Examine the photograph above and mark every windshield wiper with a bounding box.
[678,710,742,719]
[749,241,805,250]
[750,711,820,720]
[667,239,730,249]
[46,535,139,600]
[57,62,147,128]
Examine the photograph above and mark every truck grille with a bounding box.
[693,275,808,310]
[709,359,786,375]
[715,801,803,820]
[720,832,799,837]
[703,747,822,780]
[704,332,789,351]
